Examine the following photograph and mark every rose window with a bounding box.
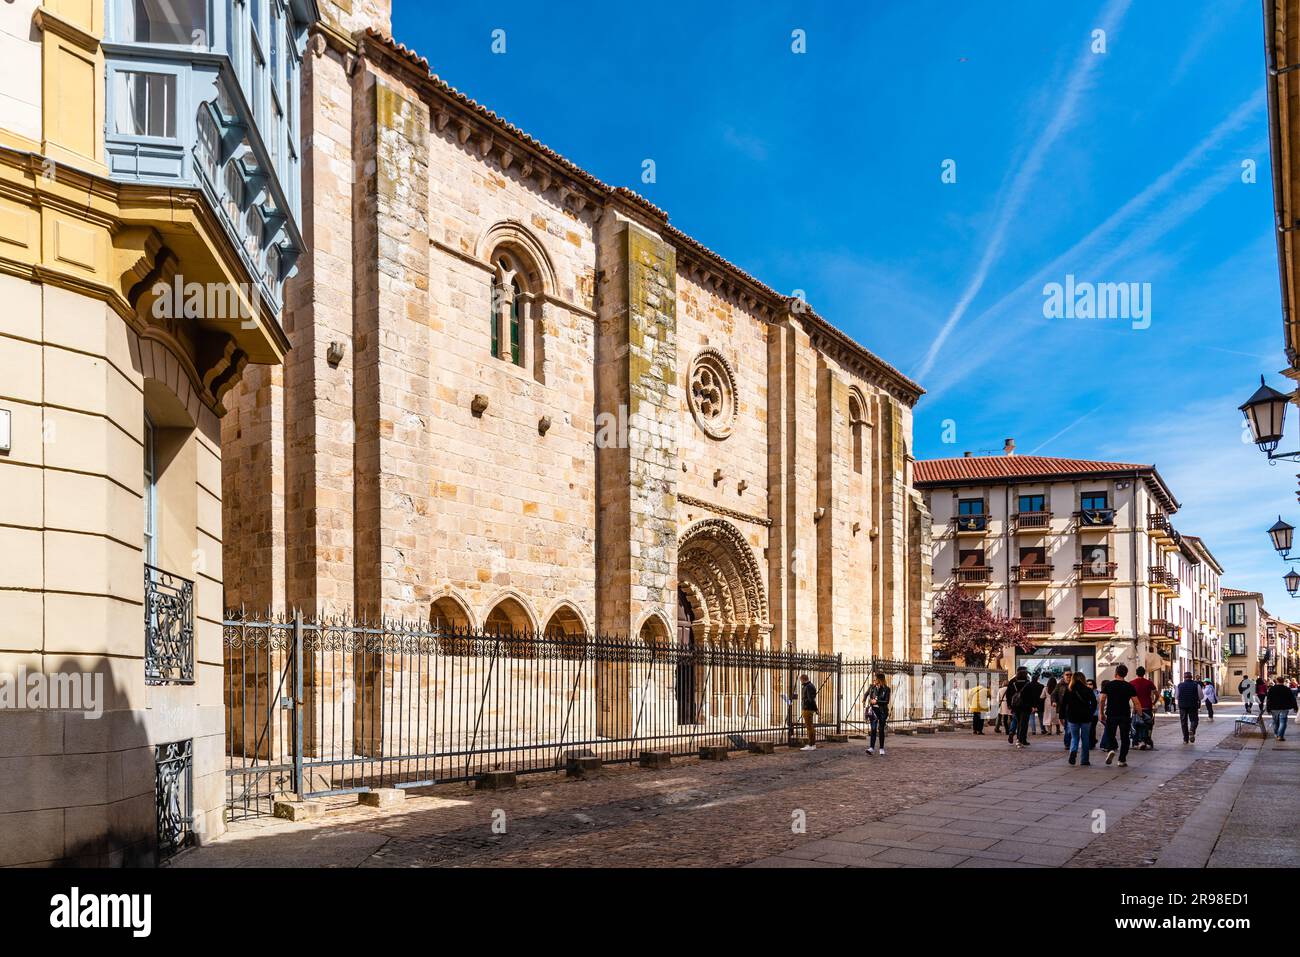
[687,349,737,440]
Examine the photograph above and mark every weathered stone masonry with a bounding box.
[223,0,931,660]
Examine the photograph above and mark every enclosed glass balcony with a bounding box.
[102,0,319,313]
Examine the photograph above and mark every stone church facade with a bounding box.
[222,0,932,660]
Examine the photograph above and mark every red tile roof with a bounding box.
[915,455,1149,484]
[914,454,1178,509]
[355,28,923,402]
[1221,587,1262,599]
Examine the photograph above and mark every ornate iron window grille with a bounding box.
[145,564,195,684]
[155,738,194,857]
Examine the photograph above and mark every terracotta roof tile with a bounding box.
[914,454,1179,510]
[914,455,1153,484]
[1221,587,1262,598]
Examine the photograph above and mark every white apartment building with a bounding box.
[1176,536,1223,689]
[916,449,1215,686]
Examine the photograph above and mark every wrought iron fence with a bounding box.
[840,658,1001,733]
[145,564,194,685]
[224,613,844,818]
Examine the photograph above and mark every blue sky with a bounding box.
[393,0,1298,613]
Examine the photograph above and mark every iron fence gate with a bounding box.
[224,613,844,817]
[223,612,1001,818]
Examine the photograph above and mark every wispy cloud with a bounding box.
[918,91,1266,402]
[913,0,1132,382]
[722,126,768,162]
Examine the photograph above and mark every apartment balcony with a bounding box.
[953,565,993,588]
[1015,616,1055,635]
[1012,563,1053,584]
[951,515,988,535]
[1149,565,1180,596]
[1074,508,1115,529]
[1075,615,1118,637]
[1150,619,1181,645]
[1147,511,1175,543]
[1011,511,1052,534]
[1075,561,1118,582]
[102,0,318,319]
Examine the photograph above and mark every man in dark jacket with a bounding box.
[1053,668,1073,749]
[799,674,819,751]
[1176,672,1203,744]
[1265,676,1299,741]
[1006,666,1041,748]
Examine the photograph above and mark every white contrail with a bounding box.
[920,92,1264,401]
[914,0,1132,381]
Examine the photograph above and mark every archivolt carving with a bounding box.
[677,518,769,632]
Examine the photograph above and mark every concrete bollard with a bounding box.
[699,745,729,761]
[475,770,518,790]
[639,750,672,769]
[748,741,775,754]
[566,755,602,778]
[273,800,322,822]
[358,788,406,808]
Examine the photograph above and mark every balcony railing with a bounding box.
[953,565,992,584]
[1074,508,1115,527]
[1015,616,1054,634]
[145,564,195,685]
[1075,561,1118,581]
[951,515,988,533]
[1012,510,1052,531]
[1012,563,1053,583]
[1149,565,1181,594]
[1150,619,1182,643]
[1075,615,1118,635]
[1147,512,1172,536]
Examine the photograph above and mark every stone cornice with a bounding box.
[678,494,772,528]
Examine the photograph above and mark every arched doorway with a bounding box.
[676,519,772,725]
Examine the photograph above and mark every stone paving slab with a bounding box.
[753,706,1252,869]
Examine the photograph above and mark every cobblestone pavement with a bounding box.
[176,705,1284,868]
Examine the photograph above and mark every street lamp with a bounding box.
[1286,569,1300,597]
[1270,517,1295,557]
[1241,376,1296,458]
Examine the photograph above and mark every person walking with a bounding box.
[1044,675,1062,737]
[1086,677,1100,751]
[1162,685,1175,714]
[1130,666,1157,751]
[1053,668,1073,748]
[865,672,890,754]
[1202,680,1217,721]
[995,679,1012,735]
[1256,676,1269,716]
[1033,673,1048,735]
[799,673,819,751]
[1240,676,1254,713]
[967,681,990,735]
[1099,664,1139,766]
[1176,671,1203,744]
[1006,666,1041,749]
[1265,676,1299,741]
[1062,671,1096,766]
